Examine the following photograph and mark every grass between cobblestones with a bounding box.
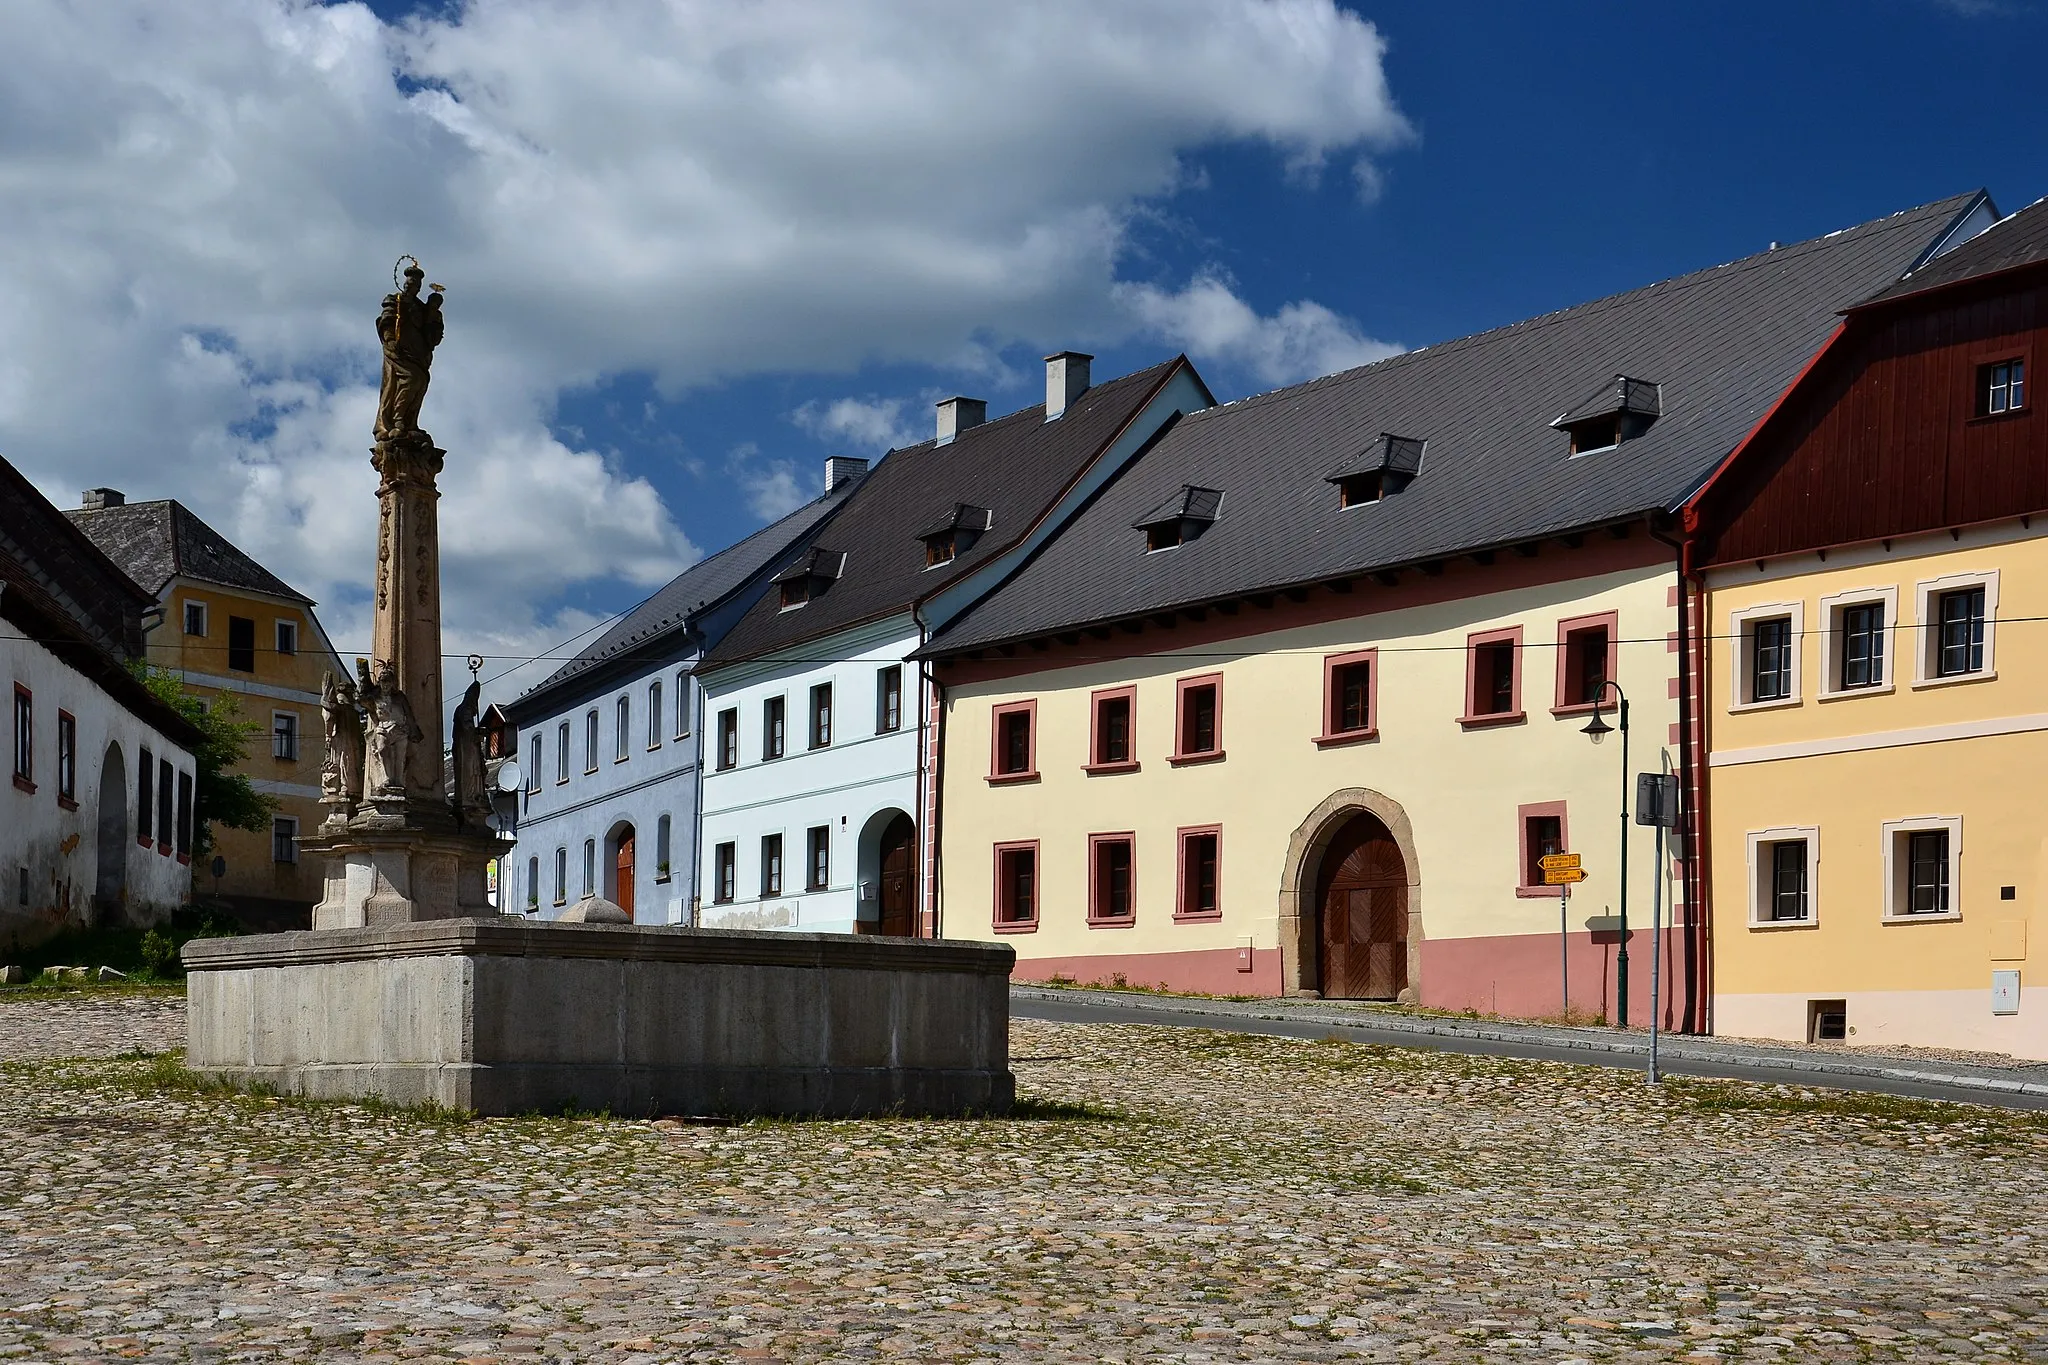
[1,1000,2044,1362]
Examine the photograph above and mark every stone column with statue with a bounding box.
[303,258,501,927]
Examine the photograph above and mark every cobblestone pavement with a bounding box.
[0,991,186,1061]
[2,996,2045,1362]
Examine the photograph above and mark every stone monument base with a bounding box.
[303,826,498,928]
[181,920,1015,1118]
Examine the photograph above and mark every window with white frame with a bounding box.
[584,709,599,772]
[761,833,783,896]
[272,816,299,864]
[526,856,540,909]
[615,695,630,762]
[1730,602,1803,708]
[1914,571,1996,684]
[713,842,736,903]
[527,735,542,794]
[647,680,663,749]
[12,684,32,788]
[1882,816,1962,921]
[675,670,691,739]
[272,710,299,761]
[1818,586,1896,697]
[553,847,567,905]
[1746,828,1818,927]
[582,838,596,897]
[655,814,672,881]
[556,722,570,783]
[274,619,299,656]
[182,600,207,637]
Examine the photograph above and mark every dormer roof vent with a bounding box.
[1326,433,1426,507]
[771,546,848,609]
[1133,485,1223,553]
[916,503,994,567]
[1553,375,1662,455]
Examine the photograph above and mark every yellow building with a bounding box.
[68,489,346,927]
[918,194,1984,1025]
[1687,198,2048,1059]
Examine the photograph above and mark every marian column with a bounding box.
[305,259,496,926]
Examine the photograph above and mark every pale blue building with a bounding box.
[502,461,864,921]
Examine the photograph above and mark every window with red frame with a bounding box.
[1562,624,1609,706]
[1093,693,1132,765]
[1180,830,1219,917]
[1330,659,1371,735]
[1472,639,1517,717]
[996,844,1037,925]
[56,711,76,804]
[1178,680,1219,756]
[1522,813,1563,888]
[994,708,1033,776]
[11,685,30,789]
[1091,835,1134,921]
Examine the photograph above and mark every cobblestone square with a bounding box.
[1,994,2043,1362]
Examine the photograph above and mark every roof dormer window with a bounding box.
[1327,433,1425,508]
[1134,485,1222,554]
[1554,375,1661,456]
[771,547,847,610]
[916,503,993,569]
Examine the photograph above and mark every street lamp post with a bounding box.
[1579,680,1631,1028]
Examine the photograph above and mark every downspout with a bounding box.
[913,604,935,938]
[1649,517,1706,1034]
[927,658,947,941]
[687,649,706,928]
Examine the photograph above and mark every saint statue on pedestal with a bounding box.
[360,659,425,797]
[375,261,444,442]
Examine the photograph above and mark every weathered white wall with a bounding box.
[2,633,194,948]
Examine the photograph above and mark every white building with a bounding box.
[695,353,1213,936]
[2,459,201,949]
[501,467,864,922]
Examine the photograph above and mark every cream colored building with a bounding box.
[918,194,1988,1024]
[68,489,346,927]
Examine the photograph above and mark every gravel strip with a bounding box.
[1,995,2044,1361]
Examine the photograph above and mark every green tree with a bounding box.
[135,664,276,863]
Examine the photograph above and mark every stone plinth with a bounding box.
[303,827,497,929]
[182,920,1015,1118]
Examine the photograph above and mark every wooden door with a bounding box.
[877,814,916,937]
[1316,815,1408,999]
[614,828,636,921]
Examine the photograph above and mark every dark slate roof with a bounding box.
[1857,195,2048,307]
[0,463,203,747]
[703,357,1196,668]
[927,192,1982,655]
[66,499,309,603]
[509,479,861,718]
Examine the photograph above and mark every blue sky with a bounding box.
[540,0,2048,635]
[5,0,2044,701]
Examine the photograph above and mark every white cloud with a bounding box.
[1115,273,1403,387]
[791,397,925,453]
[724,443,811,522]
[0,0,1409,679]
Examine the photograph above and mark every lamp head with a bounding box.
[1581,710,1614,744]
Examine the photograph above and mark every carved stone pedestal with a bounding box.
[305,826,498,929]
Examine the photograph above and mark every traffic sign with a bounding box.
[1544,866,1587,886]
[1538,852,1581,873]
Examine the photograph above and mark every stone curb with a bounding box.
[1012,985,2048,1098]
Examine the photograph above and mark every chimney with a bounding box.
[935,396,987,445]
[824,456,869,493]
[1044,351,1092,421]
[80,488,125,512]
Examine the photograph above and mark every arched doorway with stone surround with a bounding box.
[1276,789,1424,1001]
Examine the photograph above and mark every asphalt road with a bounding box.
[1012,992,2048,1113]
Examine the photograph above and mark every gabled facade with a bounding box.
[920,193,1996,1028]
[502,465,866,922]
[695,353,1214,937]
[3,463,202,948]
[1686,196,2048,1058]
[67,490,345,929]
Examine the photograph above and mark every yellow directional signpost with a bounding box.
[1541,853,1587,1015]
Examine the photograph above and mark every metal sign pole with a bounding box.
[1649,820,1664,1083]
[1560,880,1570,1020]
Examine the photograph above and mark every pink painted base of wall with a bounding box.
[1419,924,1690,1026]
[1012,945,1286,998]
[1007,924,1694,1026]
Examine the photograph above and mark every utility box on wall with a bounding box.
[1991,970,2021,1016]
